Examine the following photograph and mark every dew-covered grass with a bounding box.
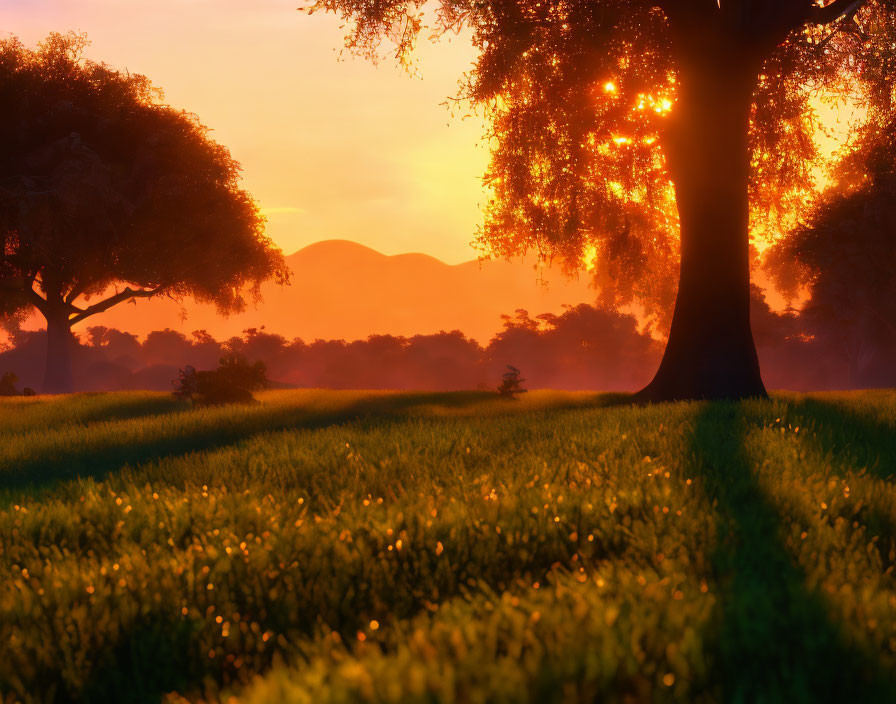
[1,389,895,703]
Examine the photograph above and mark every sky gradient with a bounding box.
[4,0,490,263]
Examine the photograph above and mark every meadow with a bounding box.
[1,389,895,703]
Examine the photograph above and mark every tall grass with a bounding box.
[1,390,894,703]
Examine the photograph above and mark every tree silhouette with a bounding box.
[0,371,18,396]
[767,116,896,386]
[497,364,527,396]
[307,0,895,400]
[0,34,288,393]
[488,305,659,390]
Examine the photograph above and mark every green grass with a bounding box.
[1,389,895,703]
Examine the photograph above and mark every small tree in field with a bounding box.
[497,365,527,397]
[174,354,268,406]
[0,371,18,397]
[0,33,288,394]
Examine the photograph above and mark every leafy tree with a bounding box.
[0,33,288,393]
[767,116,896,386]
[487,305,660,390]
[497,364,527,396]
[173,354,268,406]
[307,0,896,400]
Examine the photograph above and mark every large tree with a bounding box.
[307,0,895,400]
[0,34,288,393]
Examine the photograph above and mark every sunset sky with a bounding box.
[4,0,490,263]
[4,2,855,266]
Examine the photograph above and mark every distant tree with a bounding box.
[141,329,219,369]
[404,331,484,389]
[0,371,18,396]
[174,354,268,406]
[497,365,527,397]
[487,305,659,390]
[86,326,142,365]
[767,118,896,386]
[221,328,294,383]
[308,0,896,400]
[0,33,288,393]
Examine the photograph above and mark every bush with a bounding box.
[172,365,200,401]
[173,354,267,406]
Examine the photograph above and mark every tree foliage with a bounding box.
[306,0,896,324]
[497,364,527,396]
[174,354,268,406]
[0,32,288,328]
[766,114,896,382]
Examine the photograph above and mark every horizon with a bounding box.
[8,238,600,345]
[0,235,792,350]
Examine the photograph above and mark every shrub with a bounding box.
[497,365,527,397]
[173,354,267,406]
[172,365,200,401]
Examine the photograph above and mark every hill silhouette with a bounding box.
[19,240,597,343]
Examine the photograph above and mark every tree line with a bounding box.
[3,289,893,394]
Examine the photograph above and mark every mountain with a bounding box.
[23,240,598,344]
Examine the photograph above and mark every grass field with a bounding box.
[1,389,895,703]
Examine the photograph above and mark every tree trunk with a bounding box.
[635,44,767,403]
[43,307,75,394]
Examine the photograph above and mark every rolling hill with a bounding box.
[25,240,598,343]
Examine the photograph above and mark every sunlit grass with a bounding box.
[1,389,894,702]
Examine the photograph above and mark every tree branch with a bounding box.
[25,286,48,316]
[68,285,166,325]
[64,281,90,305]
[0,271,48,316]
[806,0,866,26]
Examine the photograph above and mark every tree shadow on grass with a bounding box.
[692,403,896,702]
[774,396,896,480]
[0,392,189,436]
[748,395,896,583]
[0,390,628,500]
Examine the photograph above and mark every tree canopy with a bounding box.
[308,0,895,323]
[306,0,896,400]
[767,114,896,382]
[0,33,288,392]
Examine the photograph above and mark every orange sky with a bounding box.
[4,3,858,265]
[4,0,490,263]
[3,2,862,343]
